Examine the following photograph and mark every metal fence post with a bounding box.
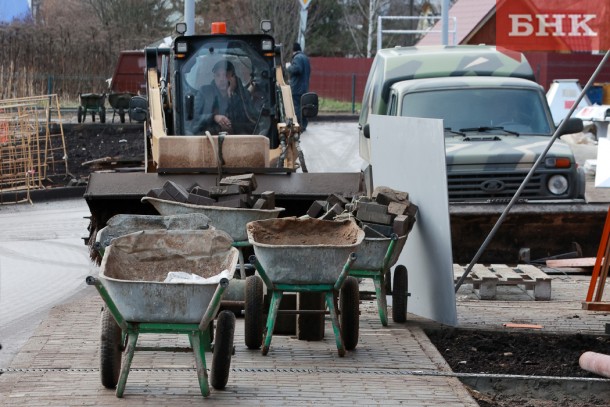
[351,74,356,114]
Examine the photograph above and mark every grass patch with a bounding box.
[319,97,360,114]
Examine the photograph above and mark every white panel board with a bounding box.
[595,137,610,188]
[369,114,457,326]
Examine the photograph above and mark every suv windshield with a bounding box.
[181,38,271,136]
[401,88,552,135]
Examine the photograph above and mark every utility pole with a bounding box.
[298,0,311,50]
[185,0,195,35]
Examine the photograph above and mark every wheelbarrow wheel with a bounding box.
[392,265,408,323]
[340,276,360,351]
[77,106,83,123]
[384,270,392,295]
[244,275,264,349]
[211,310,235,390]
[100,307,122,389]
[100,106,106,123]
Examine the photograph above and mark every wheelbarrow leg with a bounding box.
[190,331,210,397]
[116,332,138,398]
[374,272,389,326]
[325,291,346,357]
[262,291,283,355]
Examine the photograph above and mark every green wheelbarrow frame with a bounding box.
[249,253,357,357]
[348,234,410,326]
[86,276,230,398]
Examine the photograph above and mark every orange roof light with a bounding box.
[211,22,227,35]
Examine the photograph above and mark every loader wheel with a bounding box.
[100,307,123,389]
[298,150,308,173]
[211,310,235,390]
[244,275,264,349]
[340,276,360,351]
[392,265,408,323]
[77,106,83,123]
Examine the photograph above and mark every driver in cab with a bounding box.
[192,60,257,135]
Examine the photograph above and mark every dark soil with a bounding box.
[425,328,610,377]
[425,328,610,406]
[58,122,144,180]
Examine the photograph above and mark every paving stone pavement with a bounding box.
[1,272,608,406]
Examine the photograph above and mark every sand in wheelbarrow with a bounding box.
[247,218,361,246]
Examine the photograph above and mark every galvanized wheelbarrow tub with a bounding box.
[142,196,284,242]
[246,217,364,356]
[87,228,239,398]
[349,234,410,326]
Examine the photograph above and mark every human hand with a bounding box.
[214,114,232,131]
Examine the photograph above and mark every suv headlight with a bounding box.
[548,175,568,195]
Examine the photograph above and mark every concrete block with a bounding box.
[189,186,210,197]
[373,186,409,206]
[363,224,386,238]
[162,181,189,202]
[388,202,409,216]
[260,191,275,209]
[319,203,344,220]
[220,173,257,193]
[307,200,328,218]
[393,215,409,236]
[357,201,393,225]
[208,184,241,198]
[327,193,348,208]
[187,193,216,206]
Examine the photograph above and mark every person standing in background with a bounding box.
[286,42,311,131]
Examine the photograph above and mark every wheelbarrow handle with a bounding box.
[334,252,357,291]
[198,278,230,331]
[86,276,98,286]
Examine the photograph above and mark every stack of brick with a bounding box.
[305,186,417,238]
[147,174,276,209]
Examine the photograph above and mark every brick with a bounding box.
[319,203,343,220]
[146,187,172,200]
[326,193,349,208]
[220,173,258,193]
[357,202,394,225]
[373,186,409,206]
[393,215,409,236]
[162,180,189,202]
[388,202,409,216]
[307,200,328,218]
[260,191,276,209]
[186,193,216,206]
[208,184,241,198]
[216,193,248,207]
[189,186,210,197]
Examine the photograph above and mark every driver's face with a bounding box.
[214,69,229,91]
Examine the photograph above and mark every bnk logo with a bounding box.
[496,0,609,51]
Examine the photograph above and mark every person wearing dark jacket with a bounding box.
[286,42,311,131]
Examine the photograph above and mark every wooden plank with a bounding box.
[517,264,552,281]
[503,323,543,329]
[493,266,523,283]
[471,264,497,280]
[546,258,597,268]
[582,302,610,311]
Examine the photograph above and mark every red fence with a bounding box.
[309,57,373,103]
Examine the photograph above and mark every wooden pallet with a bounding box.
[453,264,551,300]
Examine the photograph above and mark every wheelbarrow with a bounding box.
[349,233,410,325]
[86,228,239,398]
[108,92,134,123]
[245,217,364,356]
[142,196,284,280]
[78,92,106,123]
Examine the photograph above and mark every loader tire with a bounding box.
[100,307,122,389]
[211,310,235,390]
[244,275,264,349]
[392,265,408,323]
[340,276,360,351]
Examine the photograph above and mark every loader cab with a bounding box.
[171,34,277,143]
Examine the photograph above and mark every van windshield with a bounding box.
[401,88,552,135]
